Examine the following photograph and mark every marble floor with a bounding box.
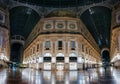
[0,67,120,84]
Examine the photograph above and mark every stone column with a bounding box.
[65,40,69,71]
[52,39,56,71]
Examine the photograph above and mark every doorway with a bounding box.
[56,56,64,70]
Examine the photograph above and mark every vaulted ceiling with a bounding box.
[8,0,119,49]
[80,6,111,49]
[14,0,107,7]
[10,6,40,39]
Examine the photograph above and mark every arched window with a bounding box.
[44,53,52,57]
[69,53,77,62]
[56,53,64,57]
[44,53,52,62]
[56,53,64,62]
[69,53,77,57]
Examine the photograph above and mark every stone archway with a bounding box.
[56,53,64,70]
[69,53,77,70]
[43,53,52,70]
[101,48,110,66]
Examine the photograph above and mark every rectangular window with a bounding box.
[69,57,77,62]
[33,47,35,54]
[30,49,33,55]
[37,44,39,52]
[70,41,75,50]
[58,41,62,50]
[44,57,51,62]
[46,41,50,50]
[56,57,64,62]
[82,44,84,52]
[40,43,42,49]
[28,52,29,57]
[86,47,87,54]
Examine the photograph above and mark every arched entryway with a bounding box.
[10,43,23,63]
[10,42,24,68]
[69,53,77,70]
[43,53,52,70]
[56,53,64,70]
[101,49,110,67]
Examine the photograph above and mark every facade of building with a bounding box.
[23,17,101,70]
[0,0,120,71]
[111,3,120,67]
[0,6,10,68]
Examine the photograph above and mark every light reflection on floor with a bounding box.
[0,67,120,84]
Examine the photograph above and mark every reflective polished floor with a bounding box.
[0,67,120,84]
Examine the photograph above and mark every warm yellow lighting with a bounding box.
[52,57,56,63]
[36,63,39,69]
[111,53,120,62]
[65,57,69,63]
[78,57,83,63]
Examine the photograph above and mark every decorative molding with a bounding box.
[43,20,53,30]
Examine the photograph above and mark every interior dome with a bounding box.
[45,10,76,18]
